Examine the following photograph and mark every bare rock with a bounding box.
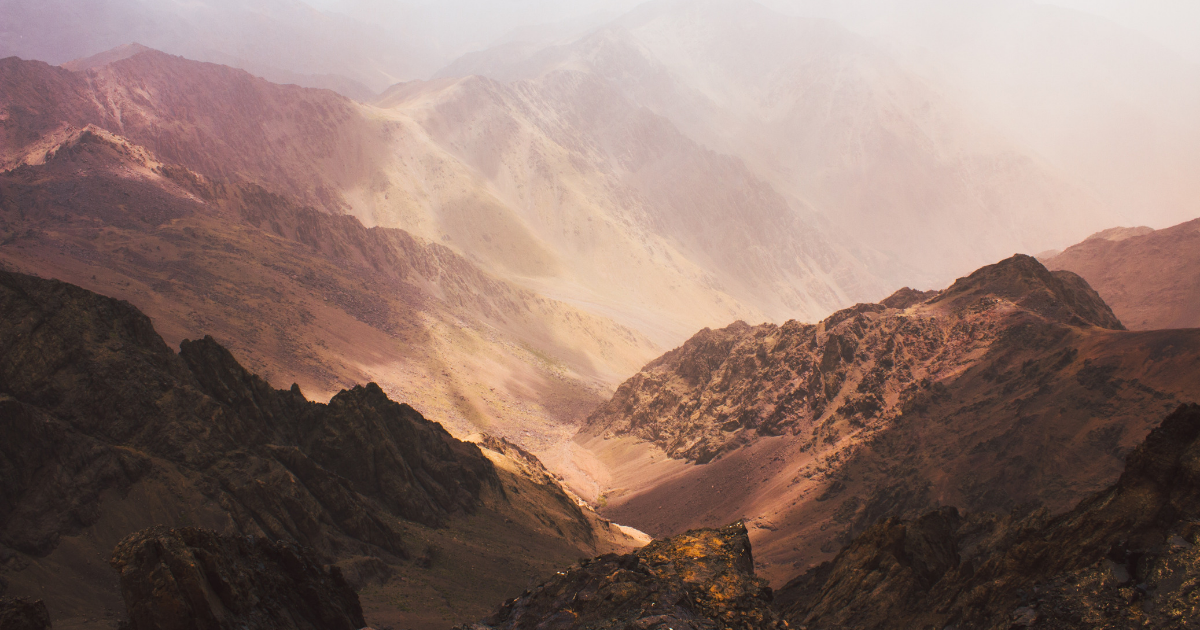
[0,597,51,630]
[463,522,783,630]
[110,526,365,630]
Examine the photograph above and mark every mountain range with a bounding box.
[3,0,1200,627]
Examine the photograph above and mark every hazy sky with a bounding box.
[301,0,1200,63]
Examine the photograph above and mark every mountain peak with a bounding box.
[61,43,156,72]
[928,254,1125,330]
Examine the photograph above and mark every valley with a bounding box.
[3,1,1200,628]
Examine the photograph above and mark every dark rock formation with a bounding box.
[111,526,364,630]
[0,269,496,563]
[0,597,51,630]
[462,522,783,630]
[776,403,1200,629]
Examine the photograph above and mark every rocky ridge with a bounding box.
[586,254,1123,464]
[585,254,1200,580]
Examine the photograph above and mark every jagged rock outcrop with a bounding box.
[586,254,1125,464]
[776,403,1200,629]
[0,269,495,562]
[0,597,51,630]
[111,526,364,630]
[461,522,783,630]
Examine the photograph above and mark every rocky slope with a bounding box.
[459,522,783,630]
[582,255,1200,583]
[775,403,1200,629]
[0,270,641,628]
[0,598,51,630]
[111,526,365,630]
[1045,218,1200,330]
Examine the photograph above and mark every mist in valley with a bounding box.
[4,2,1200,628]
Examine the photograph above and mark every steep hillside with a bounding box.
[0,120,662,491]
[1045,218,1200,330]
[0,270,642,629]
[580,255,1200,584]
[776,403,1200,629]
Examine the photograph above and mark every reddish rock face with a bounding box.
[110,526,364,630]
[1045,218,1200,331]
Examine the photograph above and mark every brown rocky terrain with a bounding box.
[581,255,1200,584]
[111,526,365,630]
[0,270,641,629]
[1045,218,1200,330]
[458,522,783,630]
[775,403,1200,629]
[0,597,51,630]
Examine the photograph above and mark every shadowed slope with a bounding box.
[776,403,1200,629]
[0,271,642,629]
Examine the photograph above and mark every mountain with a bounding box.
[1,46,885,348]
[0,270,642,629]
[775,403,1200,629]
[437,0,1120,288]
[577,255,1200,584]
[1044,218,1200,330]
[0,52,674,475]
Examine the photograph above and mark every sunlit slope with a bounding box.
[361,71,883,343]
[440,0,1120,288]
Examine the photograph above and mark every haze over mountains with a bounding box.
[4,0,1200,628]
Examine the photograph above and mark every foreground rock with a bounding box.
[776,403,1200,629]
[111,526,363,630]
[0,597,51,630]
[460,522,783,630]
